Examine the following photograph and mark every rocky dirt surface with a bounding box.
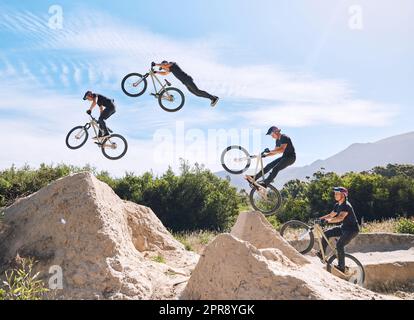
[181,212,394,300]
[0,172,199,300]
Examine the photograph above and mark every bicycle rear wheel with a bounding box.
[220,146,251,174]
[66,126,88,150]
[121,73,147,97]
[326,253,365,286]
[249,184,282,216]
[101,134,128,160]
[280,220,314,254]
[158,87,185,112]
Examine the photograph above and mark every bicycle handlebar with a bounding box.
[313,218,328,227]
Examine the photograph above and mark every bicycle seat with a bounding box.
[165,79,171,86]
[108,128,113,133]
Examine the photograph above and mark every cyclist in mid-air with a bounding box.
[319,187,360,273]
[152,61,219,107]
[245,126,296,188]
[83,91,116,139]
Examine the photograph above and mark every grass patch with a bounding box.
[0,257,49,300]
[152,254,166,264]
[396,218,414,234]
[360,219,398,233]
[174,230,218,254]
[360,217,414,234]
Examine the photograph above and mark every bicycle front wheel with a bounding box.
[280,220,314,254]
[326,253,365,286]
[101,134,128,160]
[249,184,282,216]
[220,146,251,174]
[66,126,88,150]
[121,73,147,97]
[158,87,185,112]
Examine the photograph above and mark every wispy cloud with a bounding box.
[238,100,398,127]
[0,4,404,175]
[0,7,398,129]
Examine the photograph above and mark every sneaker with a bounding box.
[244,175,255,182]
[335,265,346,273]
[258,181,268,189]
[244,175,255,188]
[210,96,219,107]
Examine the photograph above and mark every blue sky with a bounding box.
[0,0,413,176]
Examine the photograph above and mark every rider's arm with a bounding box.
[89,97,97,112]
[320,211,337,220]
[154,62,173,68]
[267,144,287,156]
[156,71,170,76]
[326,211,348,223]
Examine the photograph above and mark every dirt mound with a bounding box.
[182,212,391,300]
[0,172,198,299]
[231,211,309,265]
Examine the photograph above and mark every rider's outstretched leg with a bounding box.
[185,80,217,101]
[254,158,282,183]
[263,155,296,186]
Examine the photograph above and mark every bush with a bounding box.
[113,161,240,232]
[266,215,282,231]
[279,165,414,223]
[396,218,414,234]
[0,162,241,233]
[0,257,48,300]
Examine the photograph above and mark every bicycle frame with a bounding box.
[311,223,350,277]
[133,69,172,98]
[148,70,171,96]
[235,153,266,184]
[82,118,117,150]
[312,224,337,262]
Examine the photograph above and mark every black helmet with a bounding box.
[266,126,281,135]
[83,90,93,100]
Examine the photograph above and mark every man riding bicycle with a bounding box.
[319,187,360,273]
[245,126,296,188]
[83,91,116,139]
[152,61,219,107]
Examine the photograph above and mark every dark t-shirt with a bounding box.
[96,94,115,109]
[169,62,192,82]
[96,94,114,109]
[333,201,359,231]
[276,134,296,157]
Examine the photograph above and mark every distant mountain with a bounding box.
[216,131,414,190]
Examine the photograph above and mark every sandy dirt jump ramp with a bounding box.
[0,172,198,299]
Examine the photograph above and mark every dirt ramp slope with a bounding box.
[182,212,391,300]
[0,172,198,299]
[231,211,309,266]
